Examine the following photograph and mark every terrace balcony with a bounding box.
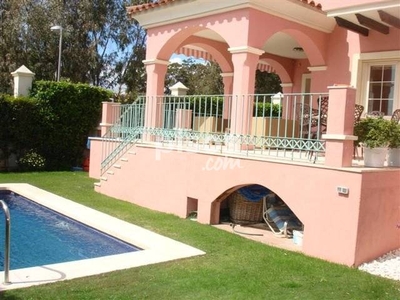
[89,87,400,267]
[96,92,356,175]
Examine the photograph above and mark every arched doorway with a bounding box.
[214,184,303,247]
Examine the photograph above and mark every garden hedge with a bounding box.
[163,96,281,117]
[0,81,111,171]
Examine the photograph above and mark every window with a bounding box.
[367,64,396,115]
[358,55,400,116]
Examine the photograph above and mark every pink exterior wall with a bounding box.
[88,138,102,180]
[273,13,399,93]
[316,25,400,91]
[292,59,310,93]
[143,2,399,96]
[93,0,400,269]
[358,28,400,52]
[90,140,400,267]
[322,27,353,89]
[179,36,233,73]
[356,171,400,266]
[145,7,329,70]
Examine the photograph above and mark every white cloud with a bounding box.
[169,54,185,64]
[169,54,207,65]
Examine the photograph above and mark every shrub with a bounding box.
[18,150,46,171]
[388,121,400,149]
[189,96,224,116]
[163,96,281,117]
[29,81,112,170]
[0,81,112,171]
[163,96,224,116]
[253,102,281,117]
[354,117,392,149]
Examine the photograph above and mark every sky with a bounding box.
[169,53,207,65]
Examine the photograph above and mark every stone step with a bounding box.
[121,157,128,162]
[128,151,136,155]
[100,177,108,181]
[107,170,115,175]
[114,164,121,169]
[94,182,101,187]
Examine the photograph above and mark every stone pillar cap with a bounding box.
[11,65,35,77]
[170,82,189,91]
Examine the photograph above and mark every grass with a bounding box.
[0,171,399,300]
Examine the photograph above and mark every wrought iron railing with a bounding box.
[100,103,145,174]
[100,93,329,174]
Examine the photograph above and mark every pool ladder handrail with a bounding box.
[0,200,11,284]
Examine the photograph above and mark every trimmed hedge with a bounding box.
[164,96,281,117]
[0,81,111,171]
[253,102,281,117]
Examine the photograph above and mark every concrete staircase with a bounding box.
[94,150,136,190]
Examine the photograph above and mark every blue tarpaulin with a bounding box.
[237,185,270,202]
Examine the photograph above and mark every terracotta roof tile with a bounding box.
[127,0,181,16]
[299,0,323,10]
[127,0,322,17]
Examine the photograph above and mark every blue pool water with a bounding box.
[0,190,140,271]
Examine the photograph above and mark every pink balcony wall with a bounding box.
[90,139,400,267]
[92,0,400,269]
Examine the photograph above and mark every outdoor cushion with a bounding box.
[266,206,302,231]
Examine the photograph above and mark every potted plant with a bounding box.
[354,117,391,167]
[387,121,400,167]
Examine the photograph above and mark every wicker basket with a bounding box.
[229,192,263,223]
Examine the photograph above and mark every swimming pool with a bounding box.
[0,184,205,290]
[0,190,140,271]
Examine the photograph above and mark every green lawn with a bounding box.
[0,172,399,300]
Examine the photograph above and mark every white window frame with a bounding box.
[353,51,400,116]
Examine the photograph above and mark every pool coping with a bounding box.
[0,183,205,291]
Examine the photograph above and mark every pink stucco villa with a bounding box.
[89,0,400,267]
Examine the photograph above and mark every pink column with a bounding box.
[228,47,263,136]
[221,72,233,95]
[221,72,233,120]
[100,101,119,136]
[143,59,168,141]
[322,85,357,167]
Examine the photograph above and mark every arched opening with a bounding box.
[148,28,231,98]
[259,29,328,94]
[261,32,310,94]
[213,184,304,248]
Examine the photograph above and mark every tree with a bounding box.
[55,0,148,91]
[165,58,223,95]
[0,0,281,97]
[0,0,148,96]
[114,18,147,97]
[0,0,25,93]
[165,58,281,95]
[255,70,282,94]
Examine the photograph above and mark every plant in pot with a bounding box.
[387,121,400,167]
[354,117,391,167]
